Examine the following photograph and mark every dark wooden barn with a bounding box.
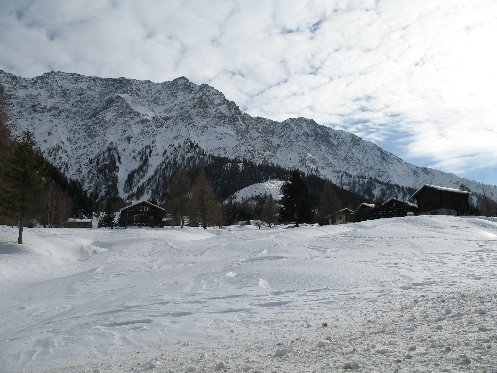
[354,203,376,222]
[378,198,418,218]
[119,201,165,227]
[412,185,471,216]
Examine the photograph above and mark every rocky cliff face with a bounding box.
[1,69,495,203]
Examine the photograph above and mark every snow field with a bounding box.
[0,216,496,372]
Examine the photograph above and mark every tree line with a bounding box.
[99,168,344,229]
[0,87,93,243]
[107,168,280,229]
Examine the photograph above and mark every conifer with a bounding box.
[0,131,45,243]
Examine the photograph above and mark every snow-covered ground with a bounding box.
[1,216,497,372]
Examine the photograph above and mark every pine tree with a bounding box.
[0,131,45,243]
[0,85,10,223]
[167,168,191,227]
[223,199,237,226]
[319,182,342,224]
[98,200,116,228]
[0,85,12,222]
[43,181,72,227]
[280,171,313,226]
[212,201,223,228]
[374,192,385,208]
[0,85,9,150]
[188,170,219,229]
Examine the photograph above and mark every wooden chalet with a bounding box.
[354,203,376,222]
[412,185,471,216]
[119,201,165,227]
[377,198,418,218]
[335,208,354,224]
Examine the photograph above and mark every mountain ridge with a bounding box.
[1,69,495,204]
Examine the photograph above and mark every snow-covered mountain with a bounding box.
[1,69,495,203]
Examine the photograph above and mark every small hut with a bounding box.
[412,185,471,216]
[119,201,165,227]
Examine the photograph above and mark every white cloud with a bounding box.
[1,0,496,184]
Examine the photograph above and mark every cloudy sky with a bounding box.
[1,0,496,185]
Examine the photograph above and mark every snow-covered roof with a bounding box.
[412,184,472,198]
[383,198,418,208]
[121,200,165,211]
[356,203,375,210]
[336,208,354,214]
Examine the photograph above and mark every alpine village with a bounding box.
[0,74,496,245]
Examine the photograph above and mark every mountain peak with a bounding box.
[282,117,318,126]
[0,70,495,204]
[171,76,191,85]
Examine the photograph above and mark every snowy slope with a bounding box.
[1,69,496,202]
[1,216,497,372]
[229,179,285,202]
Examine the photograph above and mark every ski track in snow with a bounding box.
[0,216,497,372]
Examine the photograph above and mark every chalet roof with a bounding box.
[356,203,375,210]
[383,198,418,208]
[336,208,354,214]
[121,200,165,212]
[412,184,471,198]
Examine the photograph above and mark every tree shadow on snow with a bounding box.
[0,242,25,255]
